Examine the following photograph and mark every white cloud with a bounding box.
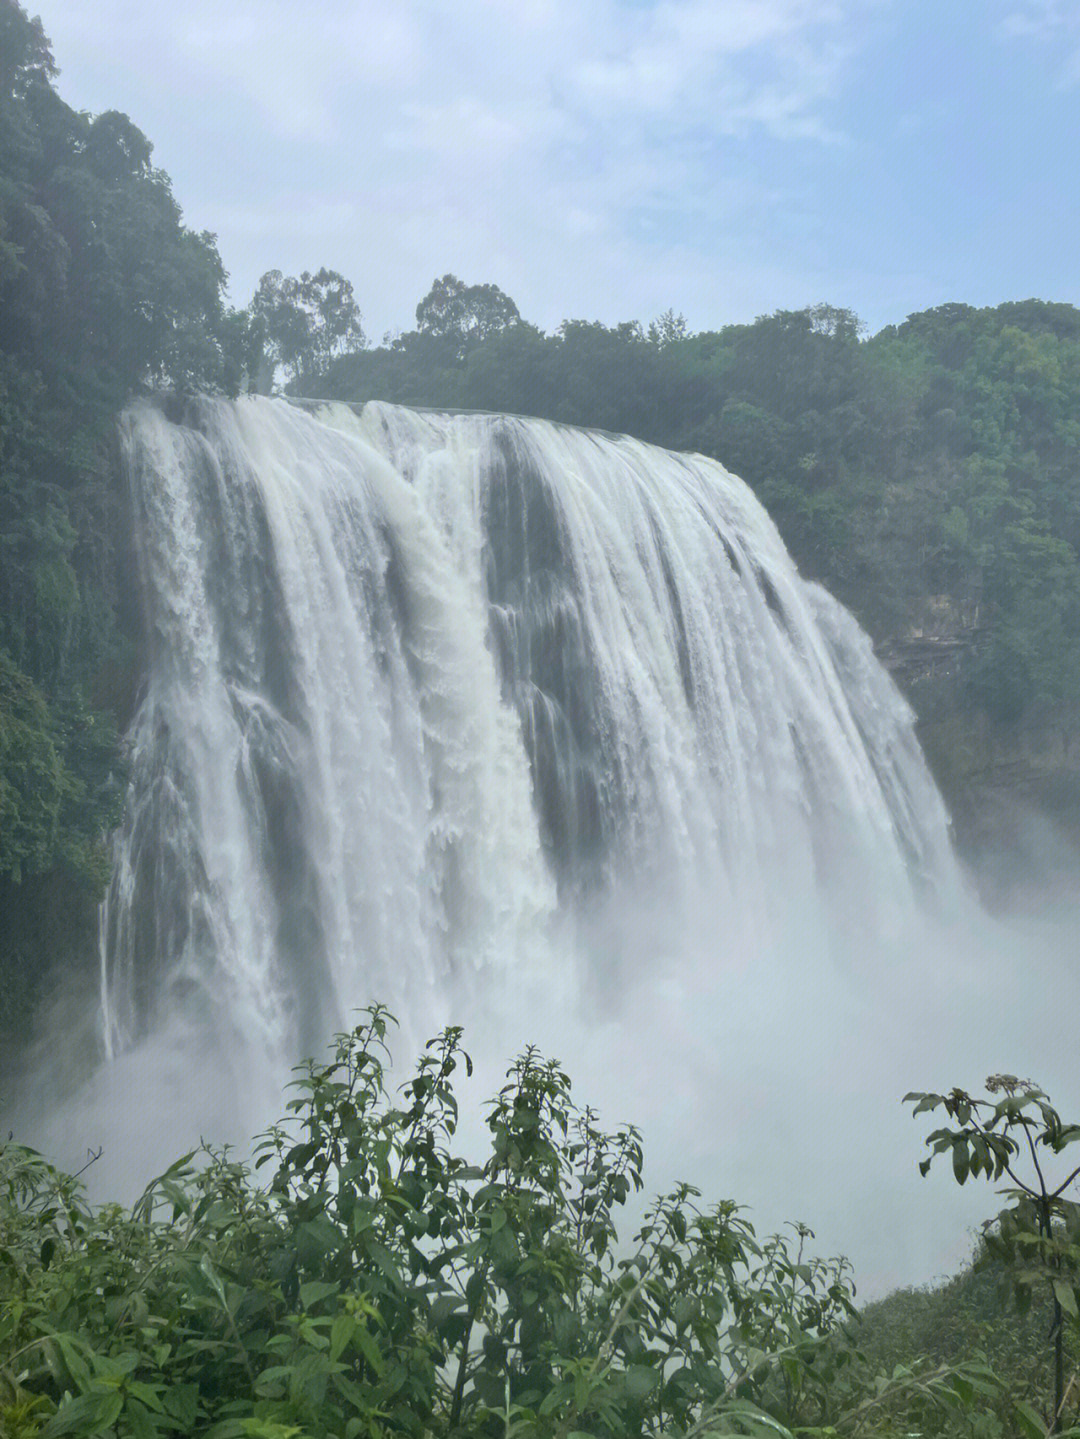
[999,0,1071,38]
[38,0,875,332]
[997,0,1080,83]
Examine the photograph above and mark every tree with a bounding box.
[647,309,690,348]
[415,273,521,358]
[0,0,55,94]
[249,267,365,390]
[906,1076,1080,1432]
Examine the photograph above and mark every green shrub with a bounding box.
[0,1009,1008,1439]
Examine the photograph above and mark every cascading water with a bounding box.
[101,395,958,1063]
[36,394,1078,1293]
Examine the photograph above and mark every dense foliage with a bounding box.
[0,1011,1022,1439]
[0,0,247,1046]
[862,1251,1080,1439]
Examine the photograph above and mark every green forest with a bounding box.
[4,0,1080,1432]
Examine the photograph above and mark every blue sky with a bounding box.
[32,0,1080,341]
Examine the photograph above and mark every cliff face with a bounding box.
[878,597,1080,909]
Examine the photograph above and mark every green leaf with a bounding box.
[299,1279,339,1308]
[330,1313,354,1361]
[239,1422,304,1439]
[952,1142,969,1185]
[40,1394,105,1438]
[200,1252,230,1309]
[366,1239,404,1287]
[124,1398,158,1439]
[126,1381,166,1413]
[624,1365,660,1399]
[254,1365,293,1396]
[1054,1280,1079,1318]
[1013,1399,1049,1439]
[353,1323,385,1375]
[164,1384,199,1429]
[98,1387,123,1421]
[51,1334,92,1391]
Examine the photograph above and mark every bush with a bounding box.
[0,1009,1008,1438]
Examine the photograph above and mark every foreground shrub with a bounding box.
[1,1009,1004,1437]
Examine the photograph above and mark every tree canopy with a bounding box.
[250,268,365,390]
[415,273,522,358]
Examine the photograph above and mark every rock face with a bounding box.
[875,596,1080,908]
[876,594,981,689]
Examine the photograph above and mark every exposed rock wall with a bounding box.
[877,598,1080,908]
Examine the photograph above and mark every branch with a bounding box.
[1051,1162,1080,1201]
[1023,1121,1050,1201]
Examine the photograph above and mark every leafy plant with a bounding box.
[906,1075,1080,1432]
[1,1009,1002,1439]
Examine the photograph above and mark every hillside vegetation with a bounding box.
[0,0,244,1046]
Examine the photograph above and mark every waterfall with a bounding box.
[100,395,960,1074]
[48,391,1075,1294]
